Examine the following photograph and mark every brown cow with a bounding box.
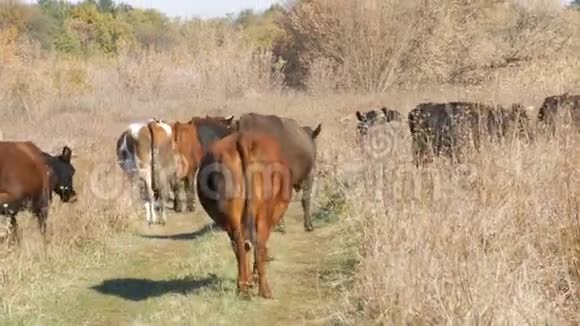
[0,142,77,244]
[116,118,176,225]
[170,115,235,212]
[196,131,292,299]
[235,113,322,232]
[171,121,200,213]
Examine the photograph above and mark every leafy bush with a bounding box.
[272,0,579,91]
[66,2,134,54]
[119,8,175,50]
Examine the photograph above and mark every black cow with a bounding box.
[537,93,580,134]
[409,102,530,166]
[356,107,403,136]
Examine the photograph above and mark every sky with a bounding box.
[23,0,284,18]
[23,0,574,19]
[120,0,283,18]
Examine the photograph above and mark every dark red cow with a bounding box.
[0,142,76,244]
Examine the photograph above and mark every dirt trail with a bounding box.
[4,204,338,326]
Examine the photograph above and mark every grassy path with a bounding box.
[0,204,339,326]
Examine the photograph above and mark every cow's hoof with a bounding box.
[258,287,273,299]
[238,287,252,300]
[305,225,314,232]
[274,225,286,234]
[248,276,258,288]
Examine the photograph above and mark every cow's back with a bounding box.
[148,122,175,171]
[196,133,244,229]
[0,142,51,202]
[238,113,316,185]
[409,103,456,132]
[172,122,203,179]
[118,121,174,170]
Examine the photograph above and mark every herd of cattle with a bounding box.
[0,92,578,299]
[356,92,579,165]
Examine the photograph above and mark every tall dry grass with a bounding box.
[331,119,579,324]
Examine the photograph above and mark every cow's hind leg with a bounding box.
[255,215,273,299]
[185,175,196,212]
[173,178,185,213]
[141,172,157,225]
[156,185,167,226]
[160,173,176,225]
[257,197,289,297]
[229,229,251,299]
[156,172,174,225]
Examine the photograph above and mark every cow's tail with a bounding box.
[147,121,158,199]
[236,135,256,251]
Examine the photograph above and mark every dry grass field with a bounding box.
[1,0,580,325]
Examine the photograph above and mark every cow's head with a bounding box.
[214,115,237,131]
[189,115,237,150]
[356,109,383,136]
[193,115,236,129]
[223,115,236,129]
[46,146,77,203]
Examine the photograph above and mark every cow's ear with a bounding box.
[225,115,235,126]
[61,146,72,163]
[381,107,388,114]
[312,123,322,139]
[356,111,364,121]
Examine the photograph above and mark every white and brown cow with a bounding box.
[116,118,177,225]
